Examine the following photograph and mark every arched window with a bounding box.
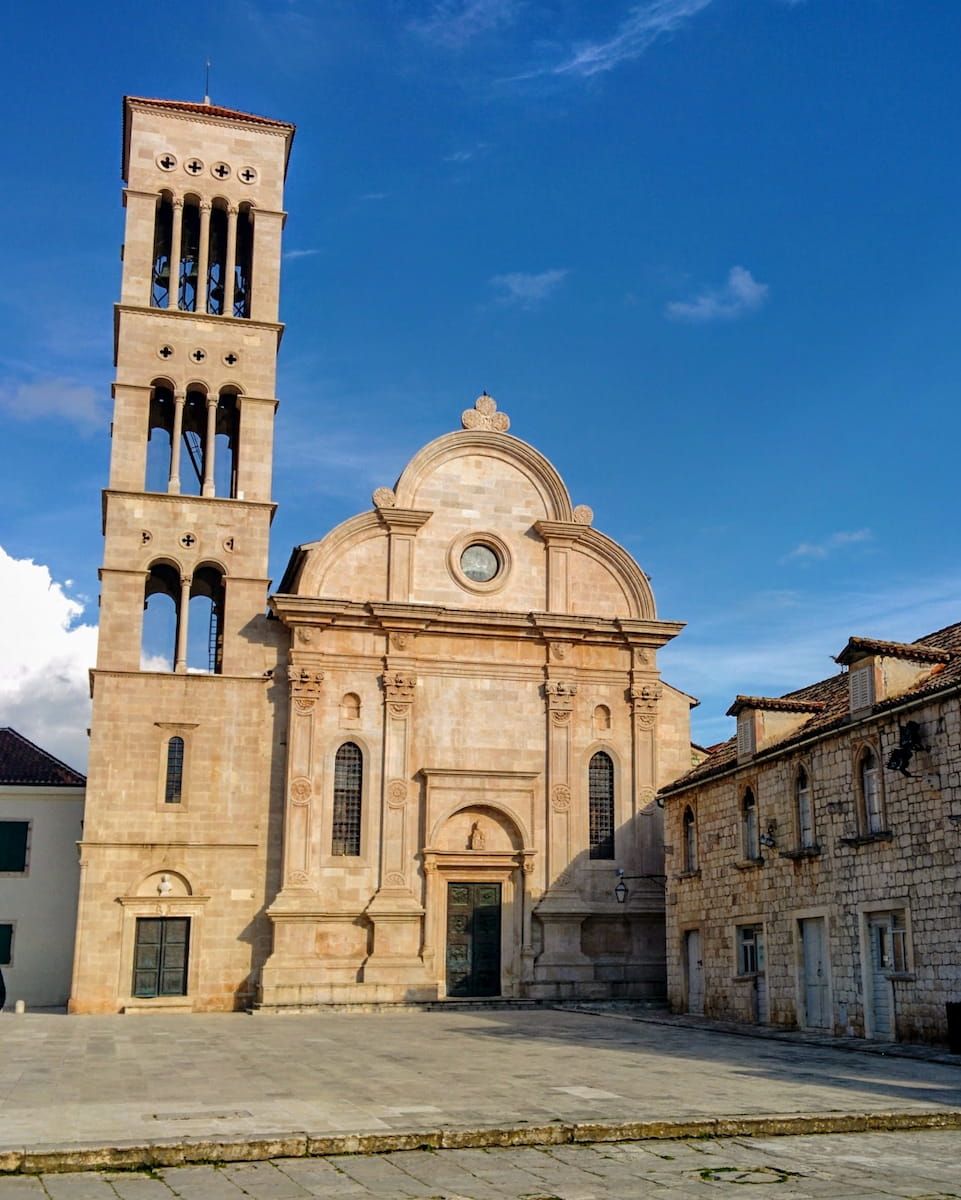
[178,196,202,312]
[741,787,759,860]
[164,737,184,804]
[683,805,697,872]
[151,193,173,308]
[796,766,815,848]
[859,747,883,834]
[180,387,207,495]
[234,204,253,318]
[146,380,175,493]
[332,743,362,856]
[187,565,225,674]
[213,389,239,498]
[588,751,615,859]
[207,201,229,314]
[142,562,181,671]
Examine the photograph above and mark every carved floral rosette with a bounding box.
[551,784,572,812]
[386,779,408,809]
[290,777,312,806]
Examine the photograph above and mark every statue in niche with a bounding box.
[157,873,173,895]
[468,821,486,850]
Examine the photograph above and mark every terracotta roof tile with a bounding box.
[0,728,86,787]
[834,636,954,666]
[125,96,295,131]
[726,695,827,717]
[662,619,961,796]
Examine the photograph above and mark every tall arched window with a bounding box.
[683,805,697,872]
[859,747,883,834]
[164,737,184,804]
[741,787,759,860]
[142,562,181,671]
[151,193,174,308]
[796,766,815,848]
[332,743,363,856]
[588,751,615,859]
[187,565,225,674]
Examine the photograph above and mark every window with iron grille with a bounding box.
[164,737,184,804]
[589,751,615,859]
[332,742,363,856]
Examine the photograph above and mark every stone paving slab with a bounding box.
[1,1008,961,1175]
[3,1132,961,1198]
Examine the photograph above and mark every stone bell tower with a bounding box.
[70,97,295,1012]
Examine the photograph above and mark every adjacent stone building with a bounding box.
[0,728,85,1009]
[660,623,961,1045]
[70,96,693,1012]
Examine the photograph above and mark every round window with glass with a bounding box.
[460,543,500,583]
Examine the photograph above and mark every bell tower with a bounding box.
[70,98,295,1013]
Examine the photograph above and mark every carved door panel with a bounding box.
[446,882,501,997]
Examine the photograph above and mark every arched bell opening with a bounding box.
[150,192,174,309]
[178,195,202,312]
[214,388,240,498]
[234,204,253,318]
[142,561,181,671]
[180,386,208,496]
[206,200,229,315]
[187,564,225,674]
[145,379,175,493]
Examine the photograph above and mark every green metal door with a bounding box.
[446,882,501,997]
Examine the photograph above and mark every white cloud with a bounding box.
[0,547,97,772]
[538,0,715,79]
[490,268,569,308]
[412,0,518,49]
[666,265,769,322]
[785,529,873,563]
[283,248,321,261]
[0,378,105,432]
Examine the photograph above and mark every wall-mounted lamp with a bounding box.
[758,822,777,850]
[613,867,667,903]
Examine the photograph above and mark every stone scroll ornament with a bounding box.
[462,393,510,432]
[382,671,417,704]
[288,667,325,710]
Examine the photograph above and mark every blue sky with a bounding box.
[3,0,961,769]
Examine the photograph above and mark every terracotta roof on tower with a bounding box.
[0,728,86,787]
[124,96,295,130]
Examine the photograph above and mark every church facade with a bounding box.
[70,97,693,1013]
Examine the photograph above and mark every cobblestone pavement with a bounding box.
[1,1130,960,1198]
[2,1006,961,1159]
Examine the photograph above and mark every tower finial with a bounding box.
[203,59,211,105]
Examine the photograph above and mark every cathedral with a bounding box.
[69,97,693,1012]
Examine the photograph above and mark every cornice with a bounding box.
[114,302,284,336]
[103,489,275,513]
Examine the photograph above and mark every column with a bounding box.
[532,667,593,987]
[362,667,433,994]
[279,666,325,893]
[168,390,185,494]
[201,395,217,496]
[197,199,211,313]
[169,198,184,311]
[174,575,190,674]
[629,659,663,879]
[224,205,238,317]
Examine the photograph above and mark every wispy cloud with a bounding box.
[0,377,105,432]
[412,0,518,49]
[283,248,321,261]
[666,265,768,322]
[444,143,490,164]
[490,268,569,308]
[360,192,390,202]
[527,0,714,79]
[785,529,874,563]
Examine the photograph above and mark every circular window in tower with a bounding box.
[448,532,511,594]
